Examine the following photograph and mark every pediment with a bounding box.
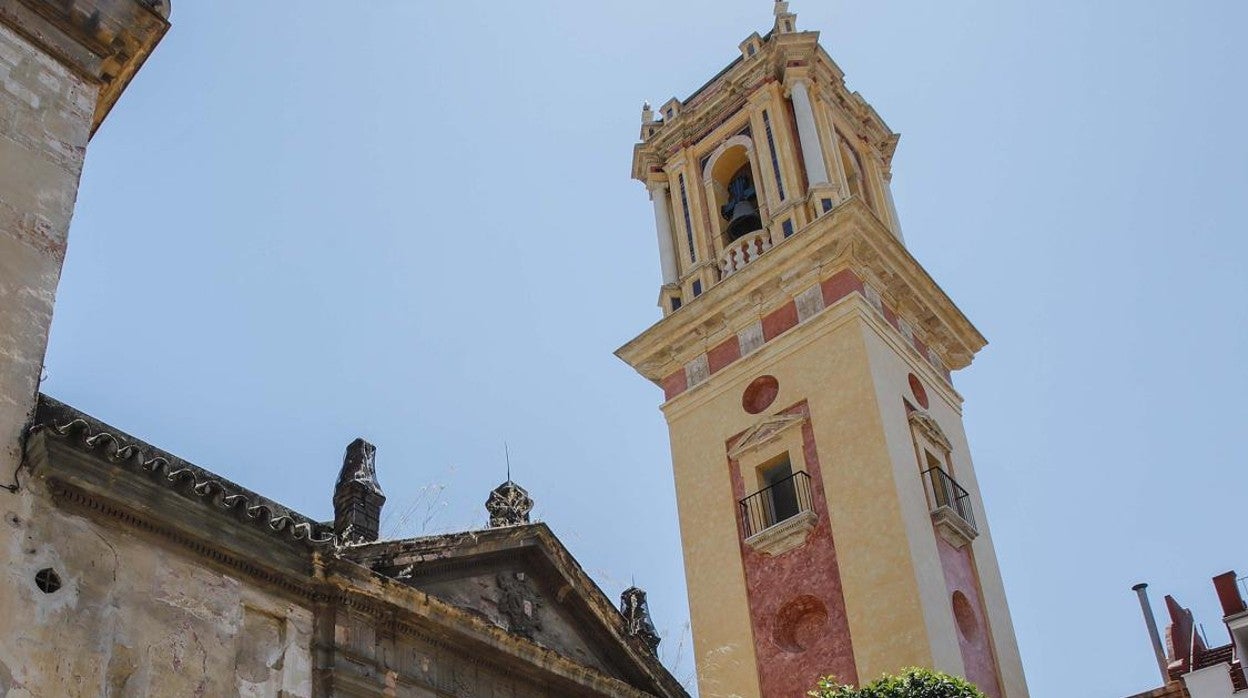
[907,410,952,452]
[728,413,806,460]
[343,525,686,697]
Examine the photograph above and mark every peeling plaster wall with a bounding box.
[0,477,313,697]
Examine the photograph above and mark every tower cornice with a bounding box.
[615,198,986,386]
[0,0,170,136]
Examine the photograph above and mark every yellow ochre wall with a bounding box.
[662,292,1028,698]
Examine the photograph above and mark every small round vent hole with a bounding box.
[34,567,61,594]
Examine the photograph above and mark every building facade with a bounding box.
[1126,573,1248,698]
[0,2,689,696]
[617,4,1029,697]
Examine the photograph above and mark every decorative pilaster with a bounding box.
[882,170,906,245]
[620,586,661,653]
[788,79,827,187]
[648,179,680,286]
[333,438,386,544]
[786,73,841,216]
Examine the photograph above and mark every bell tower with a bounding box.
[617,4,1029,697]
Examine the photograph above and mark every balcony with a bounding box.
[923,466,978,548]
[719,229,773,278]
[739,471,816,555]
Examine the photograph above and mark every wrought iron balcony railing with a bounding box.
[923,466,976,533]
[739,471,814,539]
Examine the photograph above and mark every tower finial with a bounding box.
[774,0,796,33]
[620,586,661,653]
[333,438,386,543]
[505,440,511,482]
[486,479,533,528]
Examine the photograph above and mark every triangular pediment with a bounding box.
[908,410,952,452]
[343,525,686,698]
[728,413,806,460]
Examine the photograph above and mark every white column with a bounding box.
[649,182,680,285]
[883,171,907,245]
[788,79,829,188]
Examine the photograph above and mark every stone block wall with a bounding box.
[0,20,95,486]
[0,477,315,696]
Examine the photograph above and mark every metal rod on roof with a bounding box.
[1133,582,1170,684]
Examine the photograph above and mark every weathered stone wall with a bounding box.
[0,22,98,694]
[0,476,314,696]
[0,20,93,498]
[417,565,621,676]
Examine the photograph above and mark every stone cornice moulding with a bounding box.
[660,297,862,422]
[26,395,336,547]
[617,198,985,382]
[0,0,171,136]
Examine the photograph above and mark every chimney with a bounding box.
[333,438,385,544]
[1213,571,1246,618]
[1133,582,1170,684]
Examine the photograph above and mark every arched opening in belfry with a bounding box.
[709,145,763,244]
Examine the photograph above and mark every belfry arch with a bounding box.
[703,135,767,249]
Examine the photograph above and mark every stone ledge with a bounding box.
[744,510,817,556]
[931,505,978,549]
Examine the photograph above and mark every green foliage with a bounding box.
[808,667,987,698]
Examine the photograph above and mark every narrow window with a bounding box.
[821,198,834,213]
[678,173,696,263]
[670,297,682,312]
[692,279,703,297]
[782,219,794,238]
[762,110,786,201]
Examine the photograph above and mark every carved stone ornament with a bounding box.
[728,413,805,460]
[907,410,952,452]
[620,586,661,653]
[337,438,383,495]
[496,571,542,639]
[485,480,533,528]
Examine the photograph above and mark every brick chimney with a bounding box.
[333,438,385,544]
[1213,571,1246,618]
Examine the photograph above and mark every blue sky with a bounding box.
[43,1,1247,695]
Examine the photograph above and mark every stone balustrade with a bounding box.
[719,229,772,278]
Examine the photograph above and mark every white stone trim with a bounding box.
[795,284,825,323]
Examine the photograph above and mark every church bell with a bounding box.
[724,200,763,241]
[722,171,762,241]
